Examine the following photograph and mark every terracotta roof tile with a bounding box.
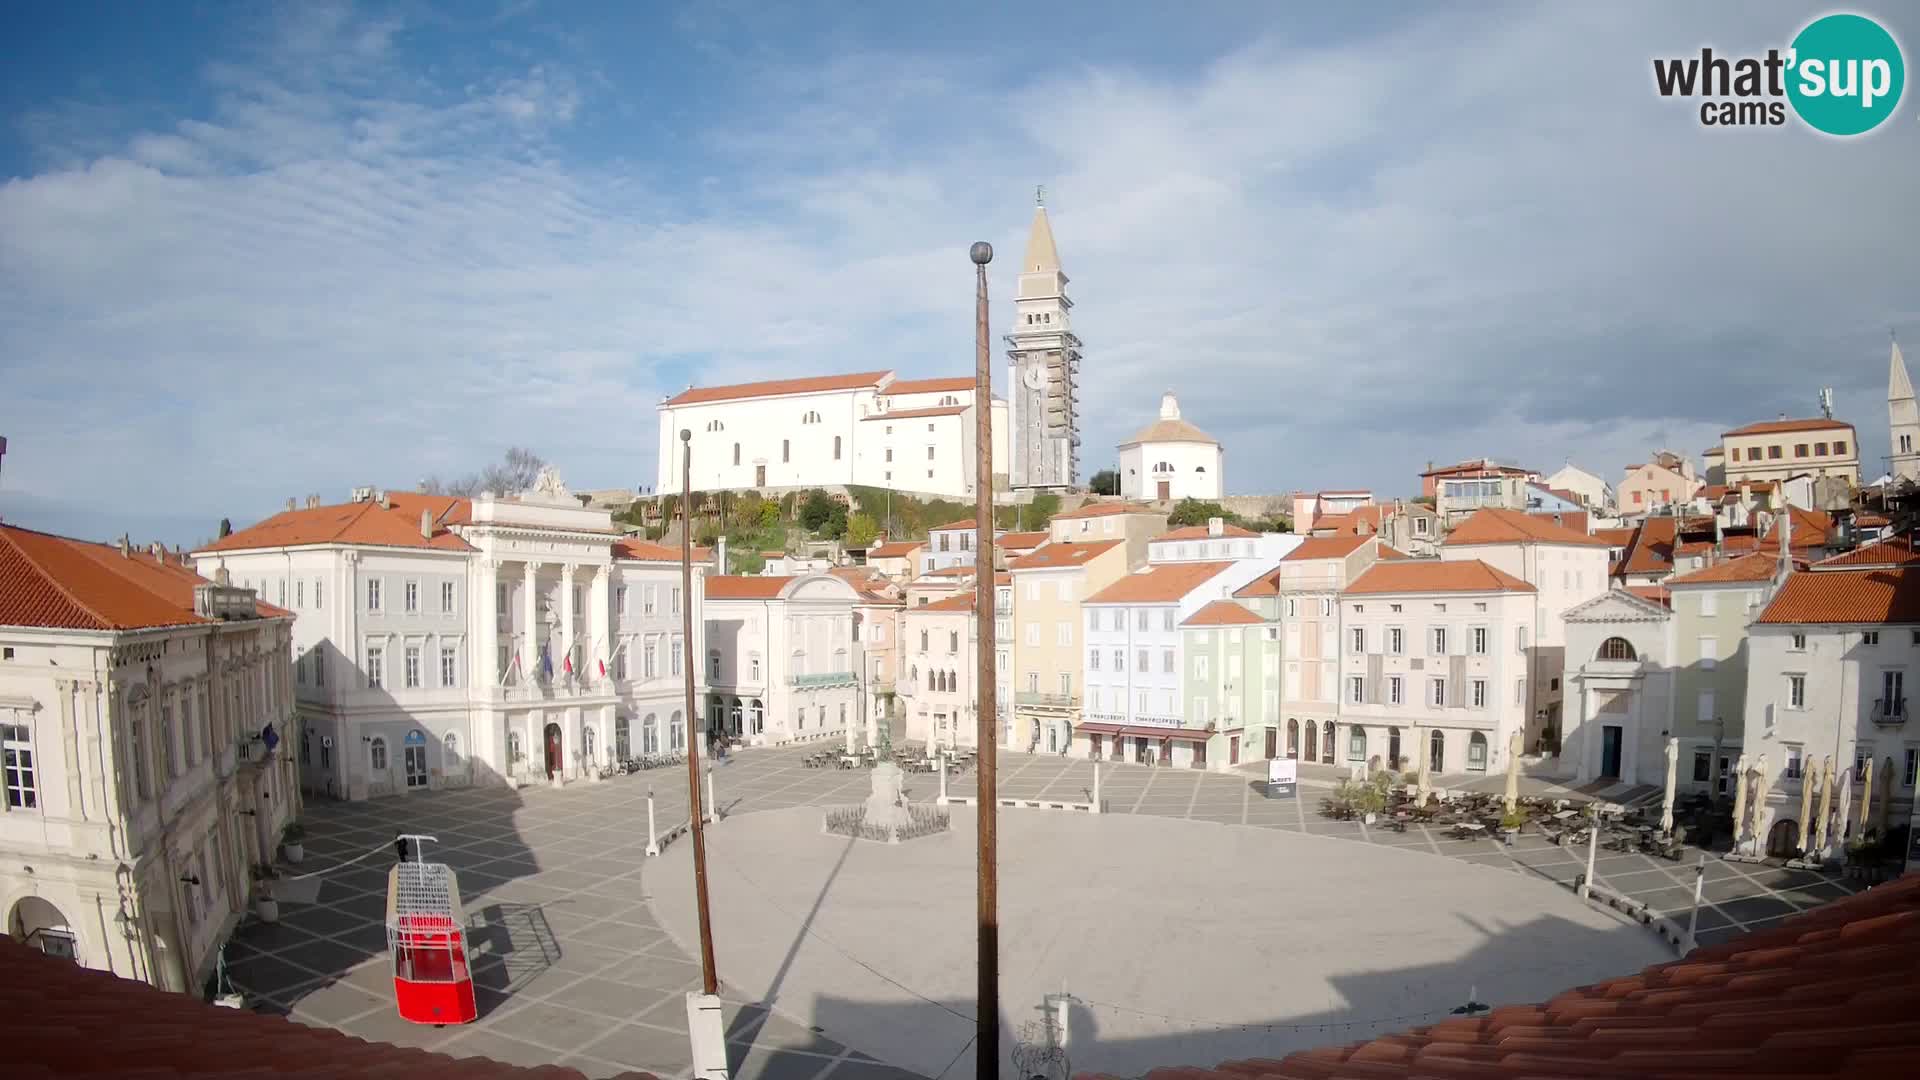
[998,531,1049,550]
[1529,509,1590,535]
[1346,559,1535,595]
[1666,551,1794,587]
[704,575,794,599]
[1816,534,1920,569]
[199,499,476,554]
[1181,599,1264,627]
[882,376,973,395]
[1152,524,1259,541]
[929,519,978,531]
[867,540,924,559]
[1280,534,1372,561]
[0,940,659,1079]
[612,537,691,562]
[1233,569,1280,598]
[1,524,284,630]
[1724,417,1855,436]
[1443,508,1609,547]
[1008,539,1124,570]
[1420,459,1532,478]
[1086,561,1235,604]
[1593,528,1638,548]
[1756,565,1920,624]
[660,370,890,407]
[1616,518,1677,578]
[1052,501,1156,520]
[860,405,970,421]
[920,592,977,612]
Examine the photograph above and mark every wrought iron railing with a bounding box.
[1873,697,1907,726]
[1015,691,1078,708]
[791,672,857,688]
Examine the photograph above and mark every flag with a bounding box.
[563,652,574,676]
[598,657,607,677]
[540,644,553,679]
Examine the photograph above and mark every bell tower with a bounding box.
[1890,335,1919,483]
[1005,188,1082,491]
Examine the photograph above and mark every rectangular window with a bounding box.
[1780,746,1800,779]
[1471,679,1487,708]
[1793,443,1808,458]
[1883,669,1904,713]
[1431,627,1447,655]
[1814,442,1828,455]
[439,646,457,687]
[782,439,790,463]
[1790,632,1806,650]
[1835,440,1848,455]
[1025,623,1040,646]
[1388,675,1403,705]
[316,579,325,608]
[1195,655,1210,678]
[3,723,38,809]
[1700,590,1718,617]
[1471,626,1487,655]
[1431,677,1446,706]
[404,580,419,613]
[315,646,325,686]
[1058,673,1071,695]
[1348,676,1364,704]
[1388,627,1403,655]
[614,647,627,681]
[1864,630,1881,646]
[1767,444,1782,459]
[1698,636,1717,669]
[644,639,658,679]
[367,578,382,611]
[294,579,304,608]
[441,581,456,613]
[671,637,683,676]
[1089,649,1101,672]
[1351,627,1365,653]
[1136,609,1150,631]
[615,585,627,614]
[1162,649,1174,673]
[1906,748,1918,788]
[367,645,385,689]
[404,645,421,688]
[1056,623,1072,646]
[1787,675,1806,710]
[1162,609,1175,632]
[670,586,682,614]
[1137,649,1149,672]
[1693,751,1711,783]
[748,654,760,680]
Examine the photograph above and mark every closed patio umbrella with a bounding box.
[1813,756,1835,855]
[1504,729,1523,814]
[1859,757,1876,839]
[1413,722,1431,808]
[1749,754,1771,853]
[1835,763,1854,844]
[1878,756,1895,834]
[1660,737,1679,835]
[1730,752,1749,847]
[1796,758,1815,854]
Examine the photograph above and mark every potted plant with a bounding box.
[1500,807,1527,838]
[281,822,306,865]
[251,864,281,923]
[1353,781,1387,826]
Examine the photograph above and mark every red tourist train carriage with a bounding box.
[385,848,477,1026]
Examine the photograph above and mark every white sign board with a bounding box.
[1267,758,1297,785]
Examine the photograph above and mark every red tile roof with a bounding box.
[860,405,970,421]
[1,524,286,631]
[1529,509,1589,535]
[1281,534,1373,561]
[0,939,657,1080]
[1724,416,1856,436]
[1086,561,1235,604]
[919,592,977,612]
[1666,551,1792,586]
[867,540,924,559]
[1626,584,1673,608]
[1420,458,1533,478]
[1007,539,1123,570]
[1444,508,1609,547]
[1816,534,1920,569]
[704,575,795,599]
[997,530,1049,550]
[1151,523,1259,541]
[1153,871,1920,1080]
[882,376,973,395]
[661,370,890,407]
[1615,517,1678,578]
[1233,569,1280,598]
[199,498,476,554]
[1052,501,1155,520]
[1594,527,1638,548]
[612,537,693,562]
[1763,506,1833,551]
[1756,565,1920,624]
[1181,599,1264,627]
[1346,559,1535,595]
[929,519,978,531]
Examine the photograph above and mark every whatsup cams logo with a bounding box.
[1653,12,1905,135]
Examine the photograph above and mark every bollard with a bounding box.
[936,750,949,806]
[704,764,717,824]
[1685,854,1706,951]
[1580,810,1599,900]
[1092,759,1103,814]
[645,789,660,857]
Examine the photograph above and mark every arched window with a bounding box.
[443,731,460,763]
[834,435,842,460]
[1428,729,1446,773]
[642,713,659,754]
[615,714,631,760]
[749,699,764,734]
[729,698,744,736]
[927,668,936,691]
[158,697,176,780]
[1348,725,1366,763]
[1195,465,1206,473]
[1598,637,1637,661]
[669,711,685,752]
[370,737,388,771]
[1323,721,1336,762]
[1467,732,1488,771]
[508,730,524,765]
[1304,720,1318,763]
[583,726,596,763]
[126,687,152,801]
[1286,719,1299,758]
[948,670,958,693]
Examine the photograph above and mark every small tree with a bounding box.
[845,512,880,548]
[1088,469,1120,496]
[799,489,836,532]
[1167,498,1238,528]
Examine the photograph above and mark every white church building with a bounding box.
[1119,392,1225,503]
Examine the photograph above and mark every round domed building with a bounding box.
[1117,391,1224,503]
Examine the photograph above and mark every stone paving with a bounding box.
[223,744,1863,1080]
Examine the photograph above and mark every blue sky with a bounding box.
[2,1,1917,546]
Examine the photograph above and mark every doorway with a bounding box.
[1192,741,1207,769]
[1264,728,1276,759]
[543,722,563,779]
[755,465,766,487]
[1388,727,1402,772]
[1304,721,1318,763]
[1600,725,1623,780]
[1156,480,1170,501]
[403,741,428,789]
[1230,735,1241,766]
[1088,734,1103,760]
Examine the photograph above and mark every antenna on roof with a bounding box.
[1818,387,1834,420]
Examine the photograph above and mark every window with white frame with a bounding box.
[1786,675,1806,710]
[404,645,421,688]
[1194,655,1209,678]
[1864,630,1881,645]
[1025,623,1040,646]
[441,581,456,613]
[644,585,658,615]
[671,586,681,614]
[1471,626,1488,655]
[367,645,385,689]
[1136,609,1150,631]
[1905,747,1918,787]
[404,580,419,613]
[670,636,683,675]
[1351,627,1365,653]
[1058,672,1071,695]
[367,578,382,611]
[1136,649,1149,672]
[1388,675,1403,705]
[439,645,457,688]
[1789,632,1807,650]
[1471,679,1487,708]
[1431,677,1446,706]
[3,723,36,809]
[1285,598,1297,618]
[1162,609,1175,631]
[1699,590,1717,617]
[370,737,387,771]
[615,585,627,614]
[1056,622,1072,646]
[1698,636,1718,669]
[1089,649,1101,672]
[1431,627,1447,655]
[1320,598,1333,617]
[1162,649,1174,673]
[1388,626,1403,655]
[1348,676,1364,704]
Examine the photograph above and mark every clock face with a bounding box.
[1023,367,1045,390]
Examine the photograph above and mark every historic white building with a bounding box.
[656,375,1008,501]
[1007,197,1082,491]
[1118,393,1224,503]
[703,573,865,746]
[194,473,705,800]
[1560,588,1679,789]
[2,523,296,993]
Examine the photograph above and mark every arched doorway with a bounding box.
[1303,720,1318,763]
[1323,722,1336,763]
[1467,732,1489,772]
[1429,728,1446,774]
[1767,819,1799,858]
[1286,719,1299,758]
[9,896,77,961]
[582,725,597,768]
[543,722,562,779]
[1388,727,1402,772]
[614,714,631,760]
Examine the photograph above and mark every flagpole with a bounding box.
[681,428,719,996]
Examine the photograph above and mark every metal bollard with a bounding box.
[645,789,660,857]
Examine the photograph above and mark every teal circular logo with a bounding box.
[1787,13,1905,136]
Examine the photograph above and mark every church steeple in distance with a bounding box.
[1890,332,1920,483]
[1005,189,1082,491]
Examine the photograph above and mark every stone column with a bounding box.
[559,564,577,686]
[478,559,499,690]
[589,566,611,687]
[522,561,540,678]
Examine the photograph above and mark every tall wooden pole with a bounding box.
[968,240,999,1078]
[681,428,719,996]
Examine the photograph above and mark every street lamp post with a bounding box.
[969,239,1000,1080]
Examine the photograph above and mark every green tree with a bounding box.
[1167,498,1239,528]
[1088,469,1120,496]
[844,512,880,548]
[799,489,836,531]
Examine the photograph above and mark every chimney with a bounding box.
[378,490,391,509]
[716,534,728,573]
[307,494,321,509]
[420,509,433,539]
[1207,516,1224,538]
[286,497,296,512]
[215,565,231,586]
[118,534,130,558]
[149,541,163,562]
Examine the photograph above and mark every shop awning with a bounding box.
[1076,722,1126,736]
[1117,726,1212,743]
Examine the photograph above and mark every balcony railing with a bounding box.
[1015,691,1079,709]
[1873,697,1907,726]
[791,672,857,689]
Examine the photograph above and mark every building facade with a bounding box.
[1277,535,1389,765]
[1620,454,1703,517]
[1182,601,1277,770]
[1544,462,1618,517]
[2,524,295,994]
[703,573,863,747]
[902,592,978,750]
[1717,418,1859,487]
[1117,392,1224,503]
[1560,589,1678,788]
[1663,551,1794,796]
[1006,200,1082,491]
[1006,540,1130,753]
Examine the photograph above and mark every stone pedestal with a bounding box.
[686,991,730,1079]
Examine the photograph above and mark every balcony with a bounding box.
[1015,690,1079,710]
[790,672,857,689]
[1872,697,1907,727]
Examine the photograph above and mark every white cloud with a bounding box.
[0,1,1915,546]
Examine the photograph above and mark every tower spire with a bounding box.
[1888,334,1920,483]
[1023,200,1061,275]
